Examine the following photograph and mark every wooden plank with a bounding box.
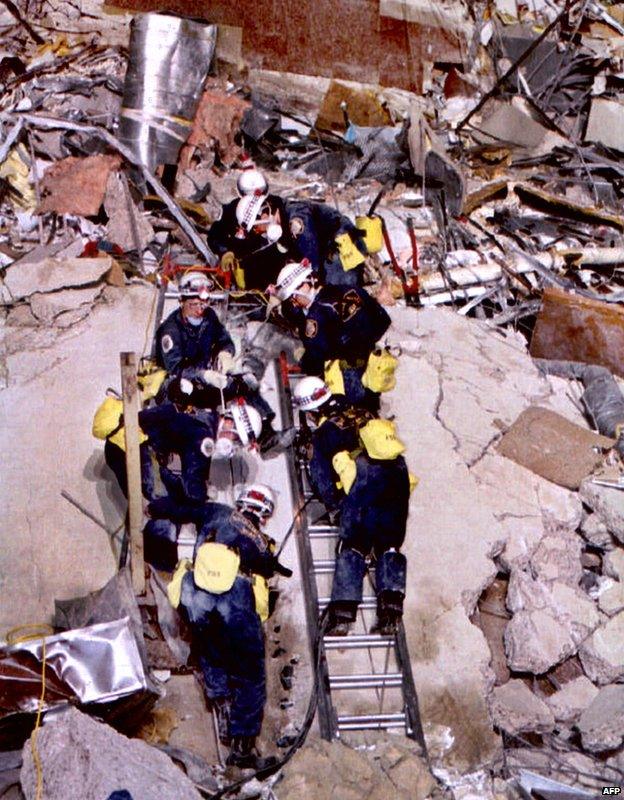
[120,351,145,595]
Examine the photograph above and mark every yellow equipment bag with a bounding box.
[194,542,240,594]
[335,232,366,271]
[361,348,399,393]
[355,215,383,254]
[221,251,245,289]
[92,395,148,451]
[92,396,123,441]
[359,418,405,460]
[324,359,346,395]
[252,574,270,622]
[138,367,167,400]
[167,558,192,608]
[332,450,357,494]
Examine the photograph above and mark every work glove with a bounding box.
[179,378,194,395]
[201,369,228,389]
[216,351,235,374]
[220,251,237,272]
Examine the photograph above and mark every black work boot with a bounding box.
[258,421,296,459]
[226,735,277,771]
[209,697,232,747]
[325,601,357,636]
[372,591,403,636]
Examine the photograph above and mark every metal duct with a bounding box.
[119,13,216,169]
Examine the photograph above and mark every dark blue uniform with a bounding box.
[156,307,274,425]
[207,195,294,289]
[298,286,390,409]
[149,500,276,738]
[139,403,218,503]
[156,308,235,382]
[285,199,367,287]
[307,407,408,616]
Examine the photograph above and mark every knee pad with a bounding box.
[376,549,407,595]
[331,548,367,604]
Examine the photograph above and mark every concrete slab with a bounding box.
[0,284,156,634]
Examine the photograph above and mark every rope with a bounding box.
[6,623,54,800]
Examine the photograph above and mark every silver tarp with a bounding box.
[1,617,147,711]
[119,13,217,169]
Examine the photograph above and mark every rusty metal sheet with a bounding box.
[530,287,624,379]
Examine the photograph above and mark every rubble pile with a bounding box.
[3,0,624,798]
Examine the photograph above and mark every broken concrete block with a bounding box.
[37,154,121,216]
[489,679,555,735]
[585,97,624,153]
[545,676,599,724]
[497,406,613,490]
[275,736,434,800]
[597,579,624,616]
[504,609,577,674]
[5,304,38,327]
[529,529,584,586]
[603,548,624,581]
[531,288,624,379]
[579,478,624,546]
[3,256,114,301]
[20,706,202,799]
[579,611,624,684]
[580,511,614,550]
[472,100,549,150]
[29,286,103,325]
[505,571,599,672]
[104,171,155,253]
[577,684,624,752]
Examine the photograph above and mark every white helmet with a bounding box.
[237,165,268,197]
[178,270,214,300]
[228,401,263,445]
[275,259,313,302]
[236,194,268,232]
[293,376,332,411]
[236,483,275,517]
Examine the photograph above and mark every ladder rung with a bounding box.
[330,673,402,690]
[308,524,339,533]
[318,597,377,610]
[324,634,394,650]
[313,559,336,574]
[337,712,406,731]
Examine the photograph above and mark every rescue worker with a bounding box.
[284,198,367,287]
[156,270,293,456]
[156,270,236,385]
[208,190,293,290]
[161,484,291,770]
[144,398,264,505]
[293,377,411,636]
[274,259,392,411]
[92,367,169,500]
[208,164,367,290]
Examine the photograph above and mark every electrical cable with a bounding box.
[6,624,54,800]
[203,609,330,799]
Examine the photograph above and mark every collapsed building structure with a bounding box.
[3,0,624,798]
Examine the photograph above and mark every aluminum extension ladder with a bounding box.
[277,355,428,752]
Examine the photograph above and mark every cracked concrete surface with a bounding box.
[0,284,157,632]
[382,307,598,775]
